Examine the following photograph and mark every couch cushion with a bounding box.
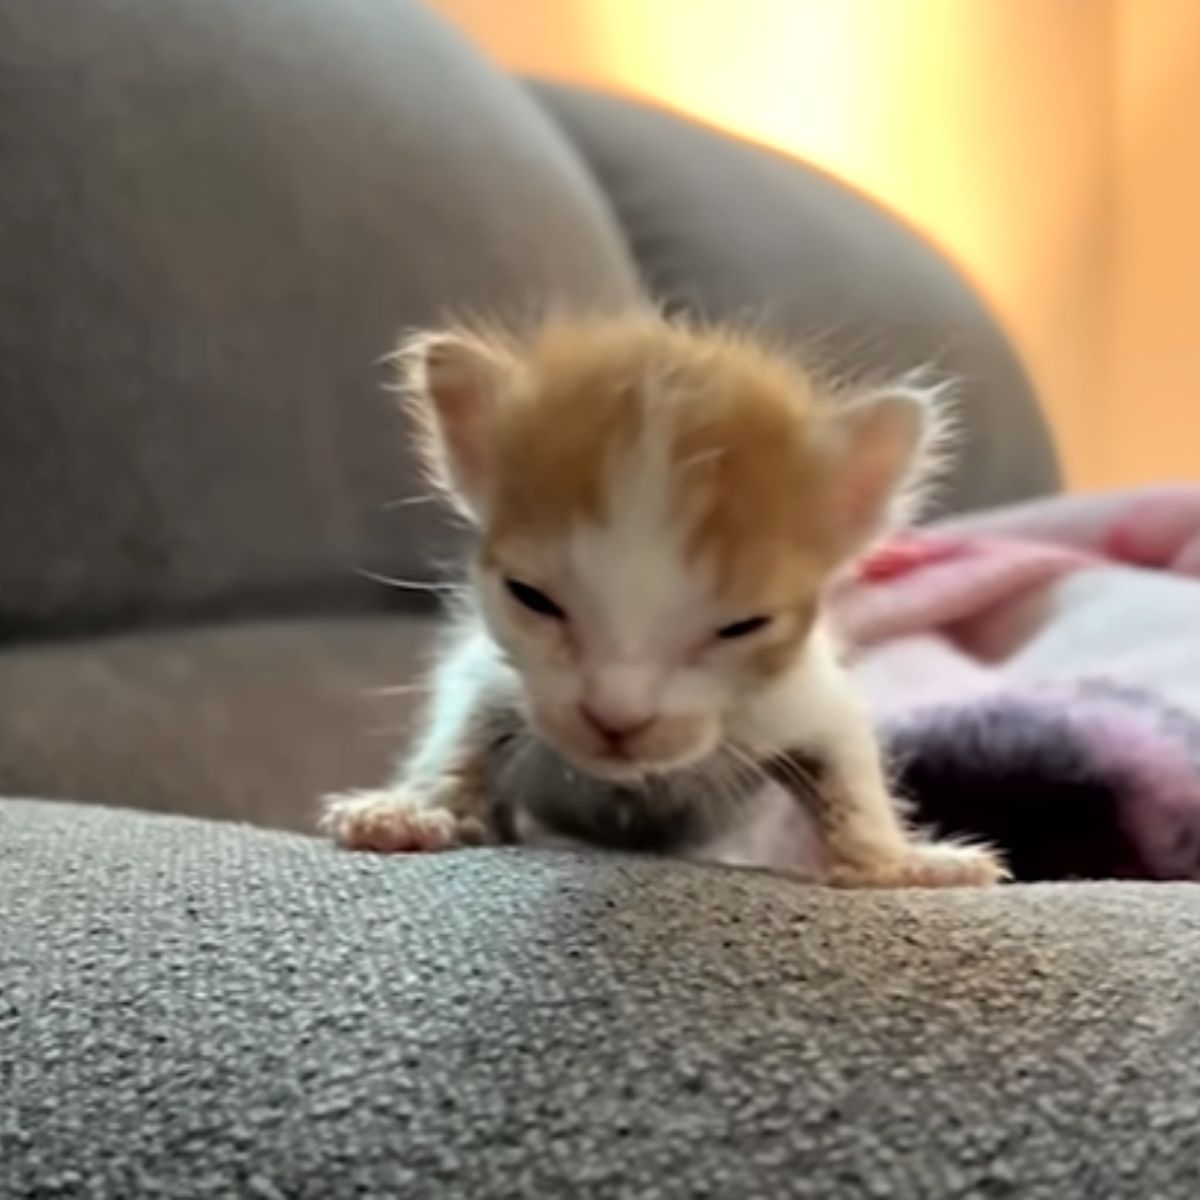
[531,84,1060,518]
[0,614,438,829]
[0,0,638,639]
[2,798,1198,1197]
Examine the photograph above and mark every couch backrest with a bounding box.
[531,83,1060,521]
[0,0,1056,643]
[0,0,638,640]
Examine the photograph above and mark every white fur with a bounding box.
[402,619,517,783]
[564,390,715,659]
[729,623,869,754]
[689,780,825,876]
[727,621,906,855]
[482,388,730,746]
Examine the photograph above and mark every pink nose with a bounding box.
[578,703,655,744]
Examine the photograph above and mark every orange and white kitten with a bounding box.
[321,313,1004,887]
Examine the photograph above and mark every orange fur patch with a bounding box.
[486,320,650,545]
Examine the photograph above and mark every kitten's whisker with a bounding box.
[699,746,768,825]
[676,446,726,476]
[381,494,437,511]
[730,741,822,808]
[770,757,824,808]
[502,729,542,783]
[723,742,768,783]
[355,566,464,596]
[718,746,764,796]
[362,683,430,698]
[697,758,740,827]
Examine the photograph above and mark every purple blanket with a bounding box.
[836,487,1200,881]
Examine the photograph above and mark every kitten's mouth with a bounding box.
[562,741,710,784]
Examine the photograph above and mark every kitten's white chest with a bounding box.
[686,780,825,877]
[506,760,824,878]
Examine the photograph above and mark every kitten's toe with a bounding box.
[320,788,460,854]
[828,841,1007,889]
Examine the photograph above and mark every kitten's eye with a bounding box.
[716,615,772,640]
[505,579,566,620]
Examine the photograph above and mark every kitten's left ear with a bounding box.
[398,328,514,522]
[826,380,946,558]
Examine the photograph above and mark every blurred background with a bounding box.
[436,0,1199,490]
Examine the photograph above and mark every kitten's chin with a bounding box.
[567,756,653,784]
[565,754,682,785]
[550,731,720,784]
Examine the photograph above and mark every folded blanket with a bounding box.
[835,486,1200,881]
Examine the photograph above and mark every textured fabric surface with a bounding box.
[3,798,1199,1199]
[0,615,437,828]
[0,0,637,637]
[530,83,1060,518]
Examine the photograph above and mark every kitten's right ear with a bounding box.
[397,329,511,522]
[823,378,947,559]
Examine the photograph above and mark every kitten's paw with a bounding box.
[319,788,472,854]
[827,842,1007,889]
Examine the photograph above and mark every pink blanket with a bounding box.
[830,485,1200,881]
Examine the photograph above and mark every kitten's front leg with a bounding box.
[749,630,1005,888]
[790,722,1005,888]
[320,766,490,854]
[320,625,504,854]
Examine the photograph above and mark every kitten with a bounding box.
[320,313,1004,887]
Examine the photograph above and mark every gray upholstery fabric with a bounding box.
[0,614,437,829]
[0,0,637,638]
[3,797,1199,1198]
[531,84,1061,518]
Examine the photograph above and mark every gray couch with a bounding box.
[4,2,1194,1196]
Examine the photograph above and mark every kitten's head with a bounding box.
[401,314,944,780]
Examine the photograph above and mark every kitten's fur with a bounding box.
[321,313,1004,887]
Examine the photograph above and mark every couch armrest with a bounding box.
[3,798,1195,1197]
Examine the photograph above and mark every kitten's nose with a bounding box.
[578,702,655,745]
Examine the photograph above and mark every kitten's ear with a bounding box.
[398,328,512,522]
[826,380,946,558]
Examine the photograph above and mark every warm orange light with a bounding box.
[435,0,1199,489]
[1110,0,1200,485]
